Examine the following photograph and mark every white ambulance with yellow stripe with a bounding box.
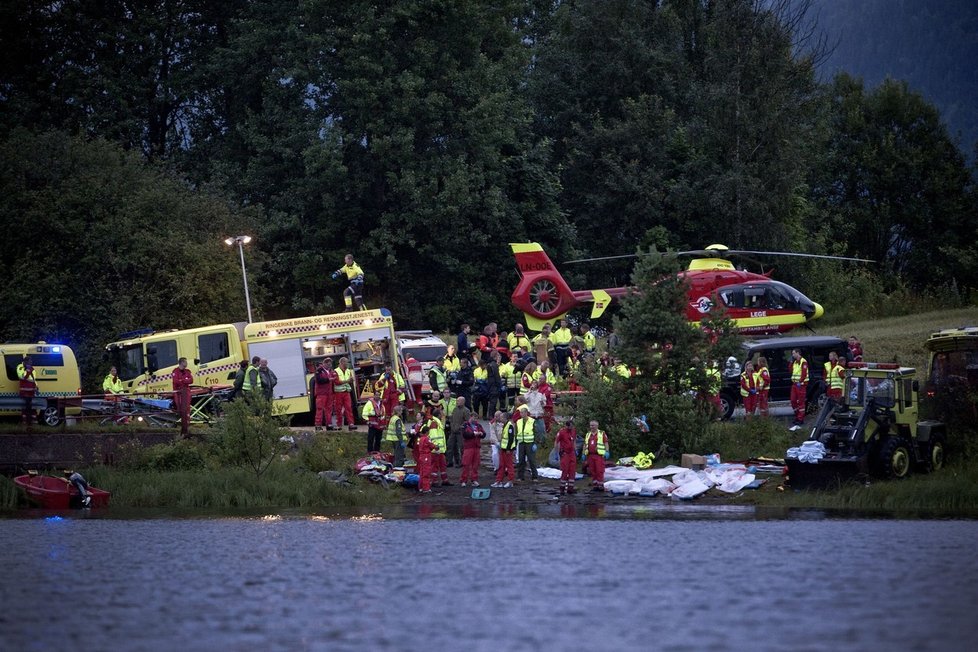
[105,309,404,418]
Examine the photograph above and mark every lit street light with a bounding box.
[224,235,254,323]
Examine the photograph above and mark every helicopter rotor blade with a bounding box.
[722,250,875,263]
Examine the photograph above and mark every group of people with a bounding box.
[406,403,612,495]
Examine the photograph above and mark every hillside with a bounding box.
[810,0,978,157]
[823,307,978,371]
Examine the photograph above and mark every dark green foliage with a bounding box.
[0,0,974,345]
[209,395,289,479]
[117,439,209,472]
[0,130,252,389]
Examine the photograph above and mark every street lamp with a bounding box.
[224,235,254,323]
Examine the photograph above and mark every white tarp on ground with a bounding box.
[535,467,584,480]
[603,465,687,481]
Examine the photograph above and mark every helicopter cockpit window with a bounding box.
[765,283,798,311]
[744,287,767,308]
[719,286,746,308]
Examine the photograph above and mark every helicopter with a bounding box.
[509,242,871,334]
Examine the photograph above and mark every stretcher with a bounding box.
[80,386,233,428]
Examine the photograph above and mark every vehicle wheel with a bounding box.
[40,406,62,427]
[718,393,735,421]
[920,436,946,473]
[879,437,912,479]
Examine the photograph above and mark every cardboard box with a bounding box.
[681,454,706,470]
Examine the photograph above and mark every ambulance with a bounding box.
[104,309,406,418]
[0,342,82,426]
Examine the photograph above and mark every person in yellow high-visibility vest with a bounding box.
[425,407,450,486]
[549,318,573,375]
[824,351,846,403]
[103,367,125,397]
[384,405,407,467]
[331,253,365,311]
[333,357,356,430]
[515,411,538,482]
[581,420,610,491]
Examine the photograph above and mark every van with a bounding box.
[718,336,849,419]
[105,309,404,419]
[396,331,448,397]
[0,342,82,426]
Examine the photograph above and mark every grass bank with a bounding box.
[823,306,978,370]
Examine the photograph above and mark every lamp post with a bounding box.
[224,235,253,323]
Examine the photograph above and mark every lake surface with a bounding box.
[2,508,976,651]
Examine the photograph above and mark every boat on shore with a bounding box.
[13,474,111,509]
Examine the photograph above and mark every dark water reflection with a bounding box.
[2,511,977,651]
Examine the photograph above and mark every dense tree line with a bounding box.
[1,0,975,380]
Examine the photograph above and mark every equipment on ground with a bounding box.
[510,242,870,333]
[786,363,946,489]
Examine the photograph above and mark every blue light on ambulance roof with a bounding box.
[52,346,61,353]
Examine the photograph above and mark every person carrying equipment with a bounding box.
[331,253,365,311]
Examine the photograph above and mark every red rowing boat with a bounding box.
[13,474,111,509]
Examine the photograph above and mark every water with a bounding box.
[2,509,977,651]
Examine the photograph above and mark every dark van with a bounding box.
[719,336,849,420]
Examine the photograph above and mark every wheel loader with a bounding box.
[786,363,946,490]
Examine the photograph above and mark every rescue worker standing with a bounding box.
[331,253,365,311]
[333,357,356,430]
[582,420,610,491]
[258,359,277,401]
[361,393,386,453]
[314,358,336,430]
[241,356,262,400]
[492,413,517,488]
[425,407,450,486]
[385,404,407,467]
[428,357,449,396]
[579,323,597,357]
[172,357,194,436]
[416,426,435,494]
[740,361,758,419]
[550,319,573,375]
[789,348,809,431]
[756,356,771,417]
[102,366,124,397]
[515,410,538,482]
[824,351,846,404]
[532,324,555,367]
[555,420,578,495]
[447,396,471,468]
[507,324,531,355]
[16,356,38,427]
[459,413,487,487]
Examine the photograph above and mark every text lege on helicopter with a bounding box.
[509,242,871,335]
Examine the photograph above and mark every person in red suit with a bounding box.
[416,430,436,493]
[554,421,578,495]
[172,357,194,436]
[459,413,486,486]
[789,349,809,431]
[581,420,610,492]
[313,358,336,430]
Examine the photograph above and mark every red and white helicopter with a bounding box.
[510,242,870,334]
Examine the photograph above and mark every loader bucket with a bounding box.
[786,455,870,490]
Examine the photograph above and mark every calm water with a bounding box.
[2,508,977,651]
